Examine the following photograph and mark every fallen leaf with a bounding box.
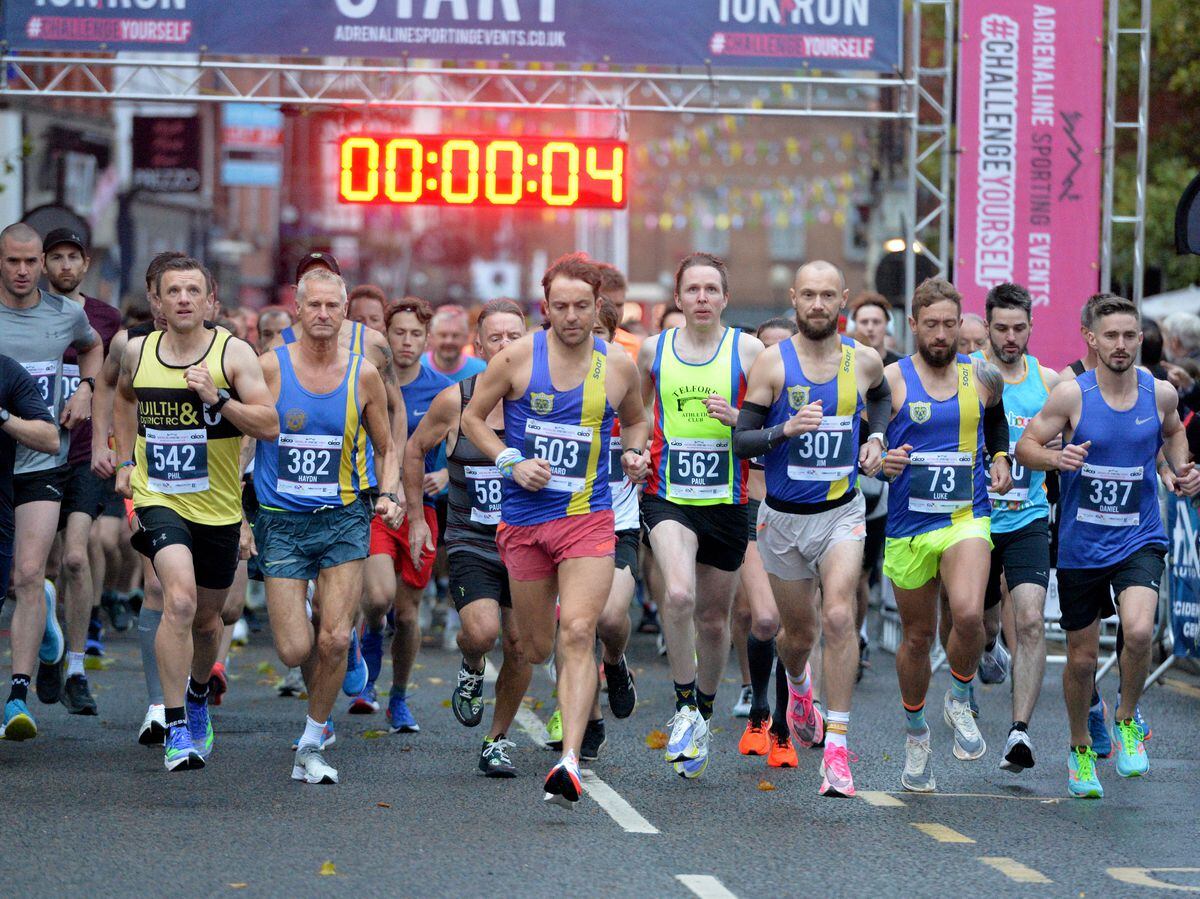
[362,730,386,739]
[757,780,776,792]
[377,802,391,808]
[426,677,444,685]
[400,745,413,752]
[645,729,668,750]
[532,700,544,710]
[441,699,452,708]
[710,726,725,734]
[413,663,425,670]
[229,884,248,889]
[318,861,336,876]
[255,662,275,675]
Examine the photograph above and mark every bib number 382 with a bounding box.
[277,433,341,499]
[1077,463,1142,527]
[908,451,973,513]
[145,428,209,494]
[667,437,730,500]
[524,419,592,493]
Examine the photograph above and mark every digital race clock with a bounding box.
[337,135,627,210]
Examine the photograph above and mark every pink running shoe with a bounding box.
[819,744,857,797]
[786,668,825,748]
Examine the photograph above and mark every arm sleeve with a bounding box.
[3,358,54,424]
[864,377,891,438]
[983,395,1009,457]
[733,401,786,460]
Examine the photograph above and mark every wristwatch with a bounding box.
[0,408,9,425]
[380,492,399,503]
[209,388,231,414]
[79,376,95,392]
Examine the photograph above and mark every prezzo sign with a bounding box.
[4,0,903,71]
[132,116,201,193]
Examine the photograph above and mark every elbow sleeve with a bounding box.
[983,397,1010,457]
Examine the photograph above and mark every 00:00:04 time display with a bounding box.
[338,135,627,210]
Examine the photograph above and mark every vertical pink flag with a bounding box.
[954,0,1105,368]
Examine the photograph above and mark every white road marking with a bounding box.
[675,875,739,899]
[483,658,498,685]
[912,823,975,843]
[979,857,1053,884]
[858,790,906,807]
[1108,867,1200,892]
[513,706,547,749]
[580,769,659,834]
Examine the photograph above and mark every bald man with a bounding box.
[958,313,988,355]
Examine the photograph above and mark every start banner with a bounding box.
[954,0,1104,368]
[2,0,902,72]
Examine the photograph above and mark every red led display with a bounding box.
[338,134,627,210]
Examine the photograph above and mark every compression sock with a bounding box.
[770,659,790,738]
[361,626,384,686]
[903,700,928,736]
[747,635,775,720]
[138,607,164,705]
[950,667,974,703]
[696,690,716,721]
[674,680,697,711]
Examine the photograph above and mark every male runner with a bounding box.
[734,261,888,796]
[972,283,1059,772]
[881,277,1011,792]
[40,228,123,714]
[638,252,764,779]
[425,305,486,381]
[347,284,387,334]
[114,255,278,770]
[597,262,642,361]
[0,222,102,740]
[1017,295,1198,797]
[958,313,988,355]
[254,268,401,784]
[851,292,902,366]
[403,299,535,776]
[461,252,648,807]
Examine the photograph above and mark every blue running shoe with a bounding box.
[342,628,368,697]
[387,692,420,733]
[186,697,214,760]
[672,728,711,779]
[164,724,205,771]
[349,684,380,715]
[1067,745,1103,798]
[39,580,64,665]
[1112,717,1149,778]
[2,699,37,741]
[1116,693,1153,741]
[85,612,105,657]
[665,706,705,762]
[1088,699,1112,758]
[291,718,335,751]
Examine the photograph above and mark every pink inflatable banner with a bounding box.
[954,0,1104,368]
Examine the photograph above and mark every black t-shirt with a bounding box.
[0,354,57,542]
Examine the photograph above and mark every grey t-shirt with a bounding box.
[0,289,97,474]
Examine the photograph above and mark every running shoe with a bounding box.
[604,657,637,719]
[943,689,986,760]
[291,719,335,751]
[1118,699,1152,741]
[101,590,132,633]
[292,745,338,784]
[673,726,711,779]
[766,730,798,768]
[2,699,37,741]
[819,745,857,797]
[1067,745,1103,798]
[342,628,368,697]
[901,732,936,792]
[978,639,1011,685]
[163,724,204,771]
[636,607,660,634]
[61,674,97,716]
[209,662,228,707]
[39,580,64,665]
[85,611,105,657]
[277,667,305,698]
[1000,727,1035,772]
[387,693,419,733]
[1088,699,1112,758]
[451,661,485,727]
[786,671,824,748]
[665,706,706,762]
[731,685,753,718]
[1112,717,1149,778]
[581,719,607,762]
[479,736,517,778]
[543,754,583,808]
[738,714,771,756]
[546,708,563,750]
[139,704,166,746]
[655,632,667,656]
[230,617,249,646]
[186,696,214,760]
[348,684,380,715]
[35,656,63,706]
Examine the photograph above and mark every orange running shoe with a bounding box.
[738,716,771,756]
[767,731,799,768]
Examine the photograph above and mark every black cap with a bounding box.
[296,251,341,282]
[43,227,88,255]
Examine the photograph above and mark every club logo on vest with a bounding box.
[531,392,554,415]
[787,385,809,410]
[284,408,307,432]
[908,401,931,424]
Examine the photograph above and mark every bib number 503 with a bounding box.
[532,435,579,470]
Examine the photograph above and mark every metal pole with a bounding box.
[1131,0,1151,304]
[938,0,955,282]
[904,1,920,345]
[1100,0,1119,292]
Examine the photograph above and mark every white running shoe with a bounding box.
[292,744,338,784]
[230,617,250,646]
[277,667,305,697]
[139,704,167,746]
[665,706,707,762]
[901,732,936,792]
[731,685,753,718]
[1000,727,1035,772]
[978,639,1011,685]
[943,689,986,760]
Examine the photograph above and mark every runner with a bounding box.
[113,255,278,770]
[347,284,388,334]
[881,277,1011,792]
[734,261,889,796]
[253,267,402,784]
[401,299,534,776]
[958,313,988,355]
[971,283,1059,773]
[425,304,486,381]
[1016,294,1198,798]
[638,252,764,779]
[461,252,648,807]
[597,262,642,361]
[0,222,102,741]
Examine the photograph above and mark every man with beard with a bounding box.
[881,277,1011,792]
[733,261,888,797]
[971,283,1059,774]
[1017,295,1199,798]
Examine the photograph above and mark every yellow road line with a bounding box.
[980,857,1053,884]
[912,823,975,843]
[1108,867,1200,892]
[858,790,906,807]
[1162,677,1200,701]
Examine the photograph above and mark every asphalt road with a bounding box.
[3,613,1199,898]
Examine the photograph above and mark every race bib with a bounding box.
[524,419,592,493]
[908,450,973,513]
[62,363,81,404]
[988,441,1031,506]
[21,360,59,414]
[145,427,209,494]
[667,437,730,500]
[1077,463,1142,527]
[608,435,625,485]
[465,464,503,525]
[787,415,855,481]
[277,433,341,499]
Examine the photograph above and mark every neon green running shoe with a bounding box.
[1067,745,1103,798]
[1113,718,1149,777]
[546,708,563,750]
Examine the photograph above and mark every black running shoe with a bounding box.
[479,736,517,778]
[451,661,485,727]
[603,656,637,719]
[62,674,98,715]
[581,719,606,762]
[101,591,132,632]
[636,607,660,634]
[35,658,63,705]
